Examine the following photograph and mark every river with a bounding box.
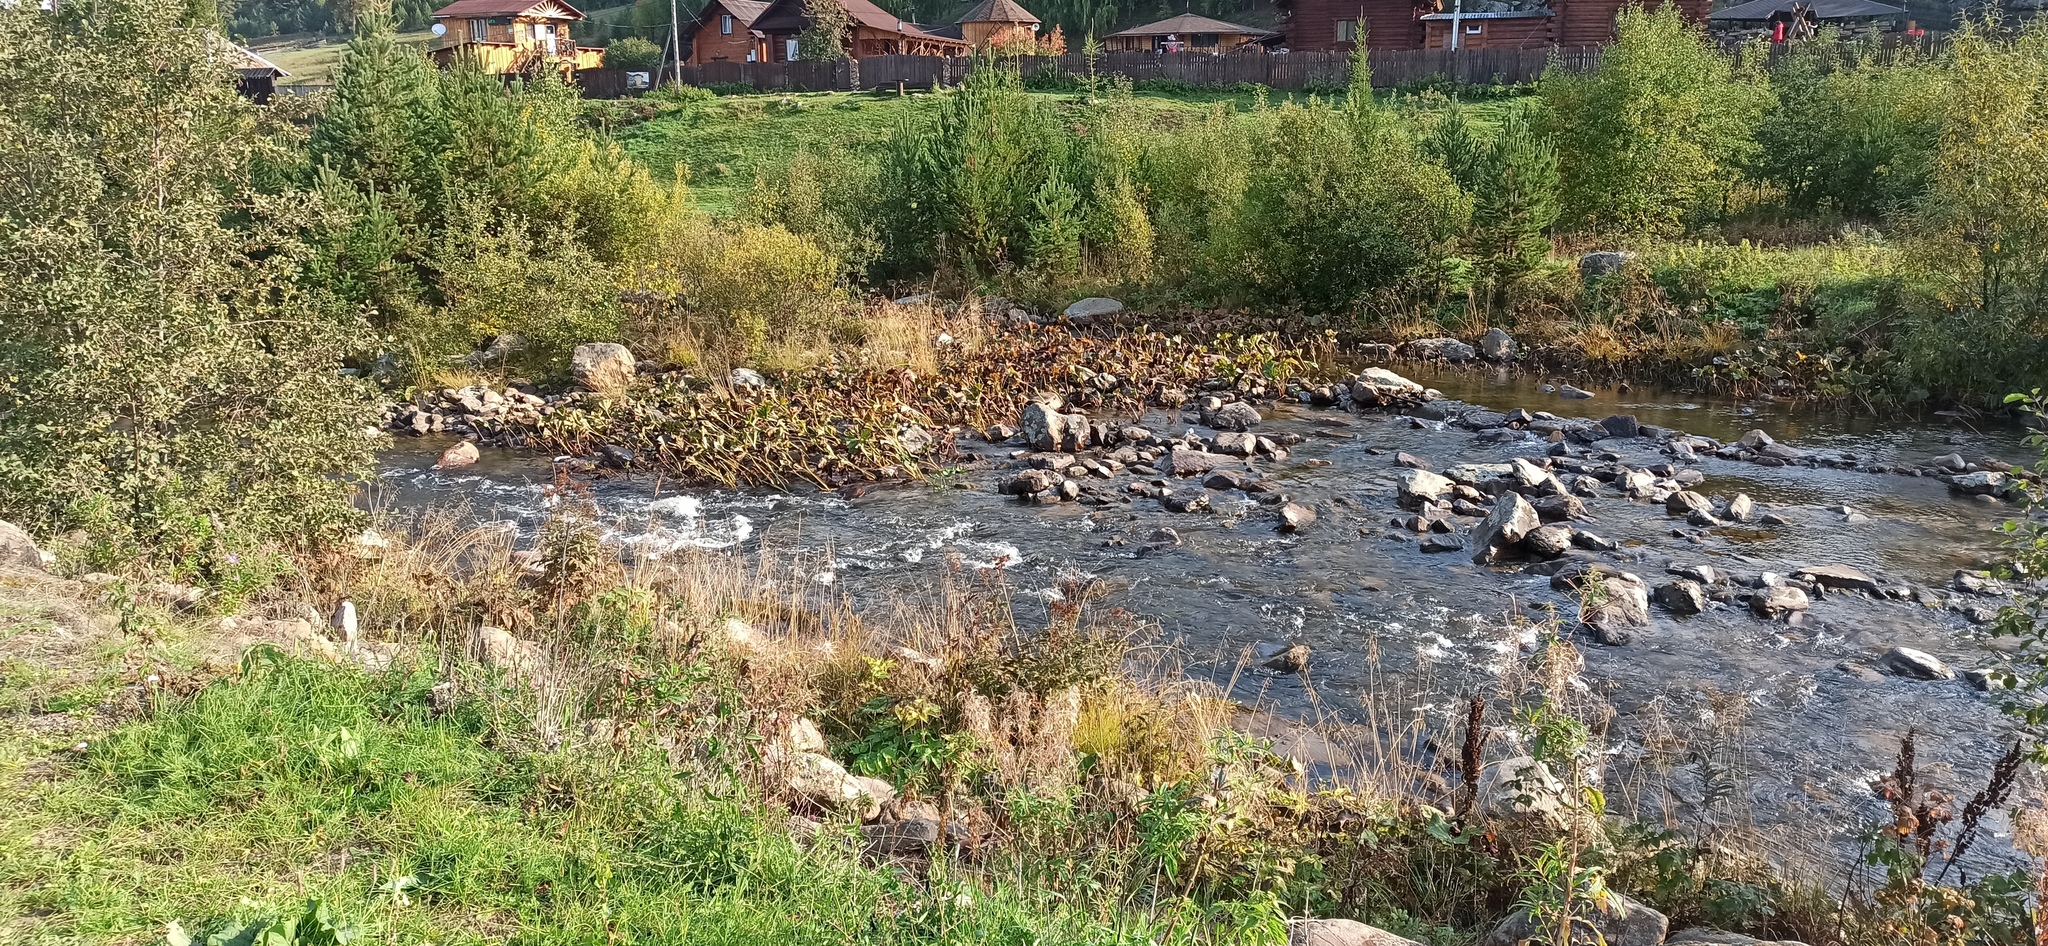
[369,363,2040,876]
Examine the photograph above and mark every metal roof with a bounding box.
[1105,12,1272,37]
[1708,0,1903,19]
[431,0,586,20]
[957,0,1039,24]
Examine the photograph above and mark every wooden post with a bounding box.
[668,0,683,86]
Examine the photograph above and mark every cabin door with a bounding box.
[538,24,559,55]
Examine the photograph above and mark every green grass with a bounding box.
[611,85,1532,215]
[247,31,438,85]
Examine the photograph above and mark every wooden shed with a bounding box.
[1103,13,1275,52]
[955,0,1041,47]
[684,0,774,63]
[748,0,969,60]
[1421,8,1554,48]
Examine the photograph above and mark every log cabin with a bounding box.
[1280,0,1708,51]
[683,0,774,63]
[1103,13,1276,52]
[428,0,605,74]
[747,0,970,61]
[954,0,1041,48]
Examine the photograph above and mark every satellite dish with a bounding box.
[431,22,447,35]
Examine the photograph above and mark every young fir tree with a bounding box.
[309,13,448,230]
[1424,104,1487,193]
[1471,105,1560,275]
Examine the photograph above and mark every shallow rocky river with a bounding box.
[375,363,2041,875]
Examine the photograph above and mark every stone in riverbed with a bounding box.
[1600,414,1641,438]
[1397,469,1457,508]
[1020,394,1085,452]
[1469,492,1540,564]
[1726,493,1756,522]
[1261,642,1311,673]
[1350,367,1427,405]
[1163,449,1225,477]
[1523,524,1574,558]
[1878,646,1953,680]
[1794,564,1881,594]
[1063,297,1124,323]
[570,342,635,391]
[1279,503,1318,532]
[1289,918,1426,946]
[1401,337,1476,362]
[1482,892,1667,946]
[1205,401,1262,432]
[1654,579,1707,615]
[1665,490,1714,517]
[1420,532,1466,553]
[1749,585,1810,619]
[436,440,479,469]
[1160,491,1211,514]
[1478,327,1516,361]
[1949,470,2010,496]
[1558,384,1595,399]
[1580,572,1651,643]
[1212,431,1258,457]
[1396,452,1431,470]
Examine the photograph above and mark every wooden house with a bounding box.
[954,0,1041,47]
[1707,0,1904,40]
[747,0,969,60]
[428,0,605,74]
[1103,13,1275,52]
[683,0,773,63]
[1279,0,1708,51]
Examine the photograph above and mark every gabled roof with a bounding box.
[431,0,586,20]
[204,31,291,77]
[683,0,773,37]
[1105,12,1272,37]
[750,0,968,43]
[957,0,1039,25]
[1708,0,1902,18]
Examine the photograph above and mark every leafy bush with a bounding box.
[628,219,851,368]
[604,35,663,72]
[1752,34,1945,220]
[1539,5,1774,235]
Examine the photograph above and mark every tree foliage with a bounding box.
[1752,33,1946,219]
[0,0,380,568]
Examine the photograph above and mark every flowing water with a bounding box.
[371,365,2040,874]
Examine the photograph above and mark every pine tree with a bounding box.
[309,13,447,228]
[1424,104,1487,193]
[1471,105,1560,275]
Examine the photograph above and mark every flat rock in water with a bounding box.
[1654,579,1707,615]
[1397,469,1456,507]
[1396,451,1431,470]
[1162,450,1225,477]
[1279,503,1317,532]
[1794,564,1881,594]
[1878,646,1954,680]
[1749,585,1810,618]
[1420,533,1465,553]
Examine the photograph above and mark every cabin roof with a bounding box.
[751,0,969,43]
[1105,12,1272,37]
[957,0,1039,25]
[1708,0,1902,19]
[683,0,773,37]
[430,0,587,20]
[1419,8,1552,19]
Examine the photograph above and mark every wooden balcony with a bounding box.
[429,40,604,74]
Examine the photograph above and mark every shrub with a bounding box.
[1753,33,1946,219]
[1539,5,1774,235]
[628,219,851,368]
[605,35,663,72]
[427,205,624,379]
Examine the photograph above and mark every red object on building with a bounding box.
[1772,19,1786,41]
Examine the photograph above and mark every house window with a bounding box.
[721,13,733,34]
[469,18,487,41]
[1465,23,1482,33]
[1193,32,1218,46]
[1335,19,1357,42]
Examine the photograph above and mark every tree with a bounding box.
[797,0,851,60]
[0,0,380,573]
[605,35,662,70]
[309,13,447,229]
[1469,104,1560,275]
[1538,4,1774,235]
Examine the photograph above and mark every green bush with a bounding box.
[1753,34,1946,219]
[605,35,663,72]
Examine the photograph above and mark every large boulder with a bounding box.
[436,440,480,470]
[1665,490,1714,517]
[1653,579,1707,615]
[1397,469,1457,508]
[1482,892,1668,946]
[1580,251,1635,279]
[1478,328,1516,361]
[1794,564,1881,594]
[1401,337,1476,362]
[0,520,46,571]
[1469,492,1540,564]
[1350,368,1427,405]
[1063,297,1124,323]
[1580,572,1651,643]
[1878,646,1954,680]
[1289,918,1426,946]
[1020,395,1087,452]
[570,343,636,391]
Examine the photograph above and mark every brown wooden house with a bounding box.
[1279,0,1708,51]
[748,0,969,61]
[1103,13,1275,51]
[429,0,605,72]
[683,0,773,63]
[955,0,1041,47]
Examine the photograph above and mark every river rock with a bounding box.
[1212,431,1258,456]
[1421,533,1466,553]
[570,342,636,390]
[435,440,480,470]
[1949,471,2010,496]
[1206,401,1262,432]
[1396,452,1431,470]
[1289,918,1425,946]
[1654,579,1707,615]
[1530,494,1587,522]
[1478,328,1516,361]
[1580,250,1635,279]
[1020,395,1084,452]
[1794,564,1881,594]
[1469,493,1540,564]
[1161,491,1211,514]
[1482,891,1667,946]
[1524,524,1575,558]
[1003,469,1058,497]
[1558,384,1595,400]
[1601,414,1641,438]
[0,520,46,571]
[1279,503,1318,532]
[1398,469,1457,507]
[1402,337,1476,362]
[1726,493,1756,522]
[1063,297,1124,323]
[1163,449,1225,477]
[1572,531,1618,551]
[1259,642,1311,673]
[1666,929,1813,946]
[1666,490,1714,517]
[729,367,769,388]
[1878,646,1954,680]
[1749,585,1810,619]
[1580,572,1651,642]
[1351,368,1427,405]
[1477,755,1571,825]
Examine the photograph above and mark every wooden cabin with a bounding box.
[1103,13,1275,51]
[747,0,970,60]
[1708,0,1904,41]
[428,0,604,74]
[1279,0,1708,50]
[684,0,773,63]
[955,0,1041,47]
